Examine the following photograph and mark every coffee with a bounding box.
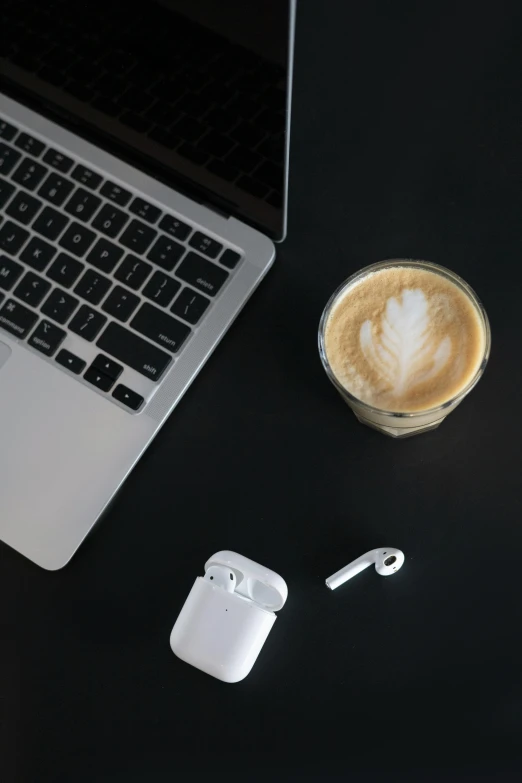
[323,264,486,413]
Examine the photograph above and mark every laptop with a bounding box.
[0,0,295,569]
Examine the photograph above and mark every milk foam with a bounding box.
[359,288,452,396]
[324,265,486,412]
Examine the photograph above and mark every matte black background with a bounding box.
[2,2,522,781]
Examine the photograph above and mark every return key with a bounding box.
[130,302,191,353]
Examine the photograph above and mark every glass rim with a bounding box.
[318,259,492,420]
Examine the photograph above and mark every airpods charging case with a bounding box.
[170,551,288,683]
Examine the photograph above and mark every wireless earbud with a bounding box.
[204,565,237,592]
[325,548,405,590]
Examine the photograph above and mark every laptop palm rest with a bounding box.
[0,344,156,569]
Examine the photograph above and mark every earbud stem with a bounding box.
[325,553,375,590]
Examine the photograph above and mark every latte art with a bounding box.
[324,265,486,412]
[360,288,452,396]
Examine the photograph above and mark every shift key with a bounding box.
[97,322,172,381]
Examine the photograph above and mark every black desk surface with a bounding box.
[3,3,522,781]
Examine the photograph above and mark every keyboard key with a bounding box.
[0,298,38,338]
[99,181,132,206]
[5,191,42,225]
[28,320,66,356]
[114,255,152,290]
[188,231,223,259]
[0,178,15,209]
[0,255,23,291]
[130,302,191,353]
[176,252,228,297]
[86,238,123,273]
[143,271,181,307]
[64,188,102,221]
[0,143,22,176]
[69,305,107,341]
[84,366,115,392]
[14,271,51,307]
[15,133,45,157]
[38,172,74,206]
[92,354,123,380]
[71,165,102,189]
[42,148,74,173]
[20,237,56,271]
[46,253,84,288]
[59,222,96,256]
[158,214,192,241]
[41,288,79,324]
[0,221,30,254]
[33,206,69,240]
[0,121,17,141]
[56,349,86,374]
[129,197,161,224]
[220,249,241,269]
[97,322,172,381]
[102,285,140,321]
[147,235,185,271]
[112,384,144,411]
[120,219,157,254]
[171,288,210,325]
[91,203,129,238]
[74,269,111,304]
[11,158,48,190]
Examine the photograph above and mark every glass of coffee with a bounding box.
[318,260,491,438]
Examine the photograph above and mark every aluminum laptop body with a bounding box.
[0,0,295,568]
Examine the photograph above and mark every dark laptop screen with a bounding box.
[0,0,292,239]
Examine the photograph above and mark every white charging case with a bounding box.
[170,551,288,683]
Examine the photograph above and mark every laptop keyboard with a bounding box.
[0,119,242,411]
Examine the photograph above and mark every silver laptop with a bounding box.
[0,0,295,569]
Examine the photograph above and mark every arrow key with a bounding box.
[112,384,144,411]
[55,349,86,374]
[84,366,115,392]
[92,353,123,380]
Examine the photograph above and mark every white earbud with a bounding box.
[325,548,405,590]
[205,565,237,592]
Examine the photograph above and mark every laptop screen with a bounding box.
[0,0,293,240]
